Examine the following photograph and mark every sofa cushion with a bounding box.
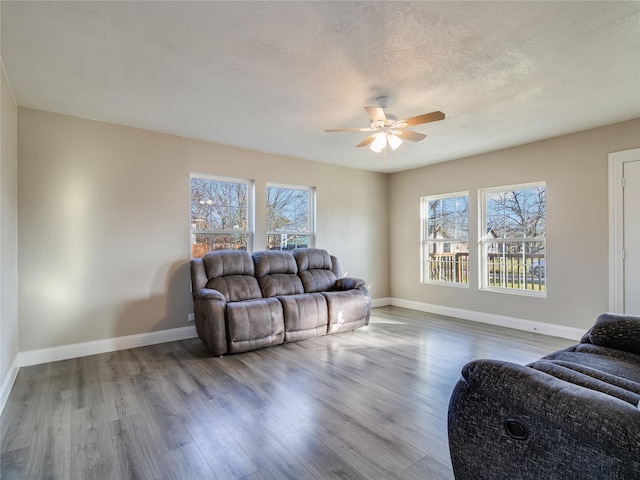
[529,359,640,407]
[203,249,255,278]
[258,274,304,297]
[208,275,262,303]
[203,250,262,302]
[253,250,297,276]
[323,290,368,334]
[226,298,285,353]
[542,345,640,382]
[298,269,337,293]
[293,248,338,292]
[278,293,328,341]
[253,250,304,297]
[293,247,333,271]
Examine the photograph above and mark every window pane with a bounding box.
[191,176,251,258]
[191,178,248,231]
[486,187,545,239]
[224,206,247,231]
[524,186,546,237]
[191,233,248,258]
[481,183,545,294]
[485,241,545,291]
[427,195,468,240]
[267,234,310,251]
[427,200,439,239]
[422,192,469,285]
[455,197,469,240]
[425,242,469,284]
[267,186,310,234]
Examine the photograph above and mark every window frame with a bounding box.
[190,173,255,257]
[420,191,470,287]
[266,182,316,250]
[479,181,546,297]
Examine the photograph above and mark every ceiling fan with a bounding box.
[325,96,445,153]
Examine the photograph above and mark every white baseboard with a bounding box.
[18,325,198,367]
[371,297,391,308]
[386,298,585,341]
[0,355,20,415]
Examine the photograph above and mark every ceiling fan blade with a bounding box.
[356,135,375,147]
[365,106,386,123]
[401,111,445,126]
[325,127,374,132]
[398,130,427,142]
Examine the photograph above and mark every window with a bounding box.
[266,184,314,250]
[480,183,546,295]
[190,175,253,257]
[421,193,469,285]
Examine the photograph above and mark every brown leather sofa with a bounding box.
[190,248,371,355]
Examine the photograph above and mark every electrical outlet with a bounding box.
[187,313,195,322]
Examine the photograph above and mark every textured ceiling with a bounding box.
[2,1,639,173]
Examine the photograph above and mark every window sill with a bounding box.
[480,286,546,298]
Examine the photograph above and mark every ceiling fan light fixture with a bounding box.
[370,132,387,153]
[387,134,403,151]
[326,99,445,156]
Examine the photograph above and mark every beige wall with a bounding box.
[389,118,640,331]
[1,63,19,389]
[17,108,389,352]
[12,104,640,353]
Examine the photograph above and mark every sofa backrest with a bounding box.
[293,248,338,293]
[253,250,304,297]
[202,250,262,302]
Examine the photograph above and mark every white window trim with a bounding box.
[420,191,470,287]
[190,173,255,254]
[478,181,546,297]
[266,182,316,248]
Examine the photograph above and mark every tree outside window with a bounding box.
[266,184,314,250]
[190,175,252,257]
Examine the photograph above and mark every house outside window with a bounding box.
[266,184,315,250]
[421,192,469,285]
[190,174,253,257]
[480,182,546,295]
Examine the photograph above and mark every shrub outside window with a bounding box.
[267,184,314,250]
[480,182,546,295]
[421,193,469,285]
[190,175,253,257]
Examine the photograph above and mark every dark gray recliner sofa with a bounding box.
[448,313,640,480]
[190,248,370,356]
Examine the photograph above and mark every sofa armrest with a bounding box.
[192,288,228,355]
[458,359,640,452]
[333,277,371,298]
[334,276,366,291]
[581,313,640,355]
[193,288,226,302]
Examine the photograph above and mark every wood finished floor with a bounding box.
[1,306,576,480]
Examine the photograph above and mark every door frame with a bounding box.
[608,148,640,313]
